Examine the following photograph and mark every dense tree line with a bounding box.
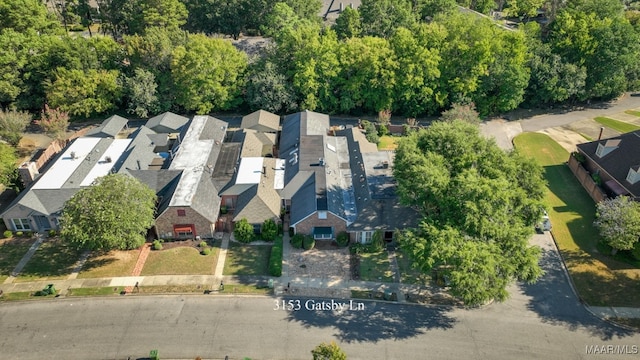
[0,0,639,120]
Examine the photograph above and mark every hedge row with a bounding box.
[268,236,283,277]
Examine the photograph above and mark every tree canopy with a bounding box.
[594,196,640,255]
[394,121,545,305]
[60,174,156,251]
[0,143,18,187]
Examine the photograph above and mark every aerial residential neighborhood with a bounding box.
[1,0,640,359]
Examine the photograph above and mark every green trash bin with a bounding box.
[149,349,159,360]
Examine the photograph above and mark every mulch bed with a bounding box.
[155,239,202,251]
[313,240,341,250]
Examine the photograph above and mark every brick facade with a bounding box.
[155,206,216,239]
[293,211,346,238]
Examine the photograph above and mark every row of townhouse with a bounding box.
[1,109,419,244]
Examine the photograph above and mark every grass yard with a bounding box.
[77,249,139,278]
[514,133,640,306]
[594,116,640,133]
[15,238,84,283]
[377,135,398,150]
[624,110,640,117]
[0,237,37,283]
[358,251,394,282]
[141,245,219,276]
[223,242,271,276]
[396,250,431,285]
[0,291,36,302]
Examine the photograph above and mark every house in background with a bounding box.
[575,131,640,201]
[279,111,356,240]
[241,109,280,133]
[145,112,189,134]
[339,128,420,243]
[84,115,129,138]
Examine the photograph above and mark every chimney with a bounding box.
[598,127,604,140]
[18,162,39,188]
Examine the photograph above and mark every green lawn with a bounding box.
[514,132,640,306]
[0,237,37,283]
[377,135,398,150]
[15,238,84,282]
[77,249,139,278]
[68,287,124,296]
[223,242,271,276]
[141,245,219,276]
[396,250,431,285]
[594,116,640,133]
[624,110,640,117]
[358,251,394,282]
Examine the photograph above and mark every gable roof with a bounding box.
[145,112,189,133]
[240,129,276,157]
[577,130,640,197]
[85,115,128,138]
[231,158,283,224]
[241,110,280,132]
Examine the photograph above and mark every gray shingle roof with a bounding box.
[85,115,128,138]
[241,110,280,132]
[145,112,189,134]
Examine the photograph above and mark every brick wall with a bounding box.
[293,211,347,238]
[568,155,607,203]
[155,206,216,239]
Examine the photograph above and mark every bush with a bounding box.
[261,218,277,241]
[336,232,349,247]
[291,233,304,249]
[152,240,163,250]
[362,121,380,144]
[201,248,212,255]
[268,236,283,276]
[48,229,57,237]
[15,231,23,237]
[26,231,33,237]
[378,124,389,137]
[3,230,12,238]
[303,236,315,250]
[199,241,207,248]
[234,218,254,243]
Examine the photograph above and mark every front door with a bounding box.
[34,215,51,231]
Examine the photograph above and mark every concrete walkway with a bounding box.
[2,234,46,284]
[213,233,230,277]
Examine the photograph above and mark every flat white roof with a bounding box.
[169,115,214,207]
[32,137,101,190]
[274,158,285,190]
[236,157,264,185]
[80,139,132,186]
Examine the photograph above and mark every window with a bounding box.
[360,231,373,244]
[313,227,333,240]
[11,218,31,231]
[253,224,261,234]
[318,211,327,219]
[627,168,639,184]
[595,144,604,158]
[177,209,186,217]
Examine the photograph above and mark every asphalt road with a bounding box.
[1,234,638,360]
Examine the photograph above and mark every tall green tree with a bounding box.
[394,120,545,305]
[594,196,640,255]
[0,29,32,108]
[60,174,156,250]
[0,109,30,146]
[97,0,187,36]
[0,143,17,187]
[46,68,122,118]
[245,60,297,113]
[333,7,362,39]
[124,68,160,118]
[171,34,247,113]
[0,0,61,34]
[359,0,417,38]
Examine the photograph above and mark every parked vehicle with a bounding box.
[536,210,552,232]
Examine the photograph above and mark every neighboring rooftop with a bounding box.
[145,112,189,134]
[85,115,128,138]
[241,110,280,133]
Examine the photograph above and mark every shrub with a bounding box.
[572,151,586,163]
[268,236,283,276]
[3,230,12,238]
[234,218,254,243]
[26,231,33,237]
[15,231,23,237]
[152,240,163,250]
[362,121,379,144]
[303,236,315,250]
[199,241,207,248]
[48,229,57,237]
[336,232,349,247]
[291,233,304,249]
[633,242,640,261]
[201,248,212,255]
[377,124,389,137]
[261,218,277,241]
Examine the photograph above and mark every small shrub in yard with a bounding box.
[201,248,212,256]
[48,229,56,237]
[261,218,277,241]
[199,241,207,248]
[152,240,163,250]
[303,236,315,250]
[26,231,33,237]
[291,234,304,249]
[234,218,254,243]
[15,231,23,237]
[268,236,283,276]
[336,232,349,247]
[3,230,12,238]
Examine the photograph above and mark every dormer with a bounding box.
[627,165,640,185]
[595,139,621,158]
